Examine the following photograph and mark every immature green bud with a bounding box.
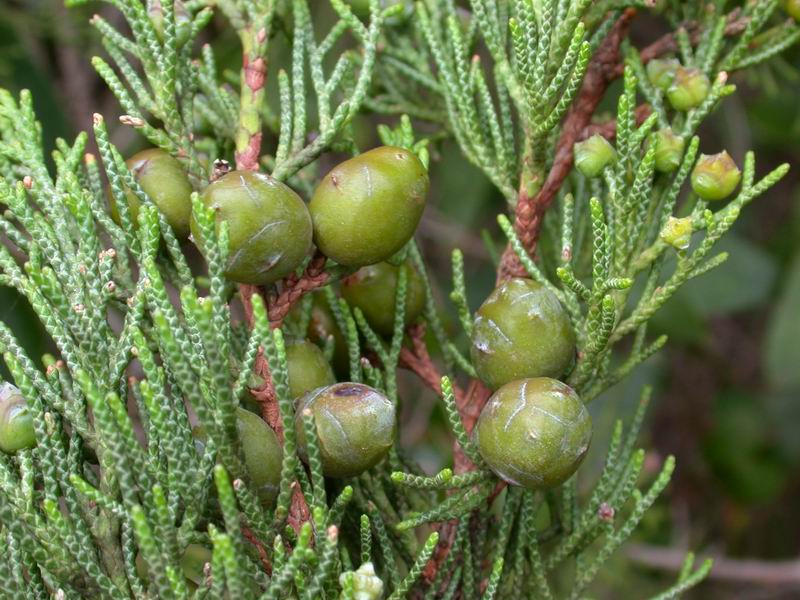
[193,170,312,284]
[475,378,592,489]
[666,67,710,111]
[295,383,395,478]
[339,562,384,600]
[573,134,616,179]
[286,340,336,399]
[652,128,685,173]
[309,146,428,267]
[341,260,426,336]
[691,151,742,201]
[646,57,680,90]
[783,0,800,21]
[0,383,35,454]
[660,216,693,250]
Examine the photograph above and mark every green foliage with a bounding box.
[0,0,797,598]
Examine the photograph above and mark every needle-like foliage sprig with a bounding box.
[0,0,796,598]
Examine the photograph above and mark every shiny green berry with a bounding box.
[295,383,395,478]
[474,378,592,489]
[574,134,616,178]
[691,151,741,201]
[309,146,428,267]
[179,544,212,588]
[652,128,685,173]
[297,293,349,376]
[136,544,211,590]
[193,408,282,504]
[110,148,193,239]
[341,261,426,336]
[237,408,283,504]
[286,340,336,399]
[192,170,312,284]
[471,278,575,391]
[646,58,680,90]
[0,383,36,454]
[666,67,710,111]
[783,0,800,20]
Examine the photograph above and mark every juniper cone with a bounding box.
[0,0,795,597]
[471,278,576,390]
[192,170,312,284]
[109,148,194,238]
[573,134,617,178]
[309,146,428,267]
[784,0,800,21]
[691,151,743,201]
[294,383,396,478]
[194,408,283,505]
[645,57,680,90]
[341,260,426,336]
[135,544,211,589]
[303,293,350,375]
[285,339,336,399]
[660,217,694,250]
[0,382,35,454]
[652,128,686,173]
[474,378,592,489]
[666,66,711,111]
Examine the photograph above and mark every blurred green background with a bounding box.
[1,1,799,597]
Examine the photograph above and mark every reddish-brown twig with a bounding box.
[239,284,282,434]
[580,104,653,142]
[398,324,466,402]
[240,282,313,536]
[242,526,273,575]
[610,8,749,79]
[267,251,330,328]
[427,12,638,589]
[287,483,312,535]
[239,252,331,436]
[235,43,268,171]
[499,10,637,281]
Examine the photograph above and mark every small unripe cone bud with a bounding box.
[652,128,685,173]
[783,0,800,21]
[660,216,693,250]
[574,134,616,179]
[339,562,384,600]
[691,151,741,201]
[667,67,710,111]
[646,58,680,90]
